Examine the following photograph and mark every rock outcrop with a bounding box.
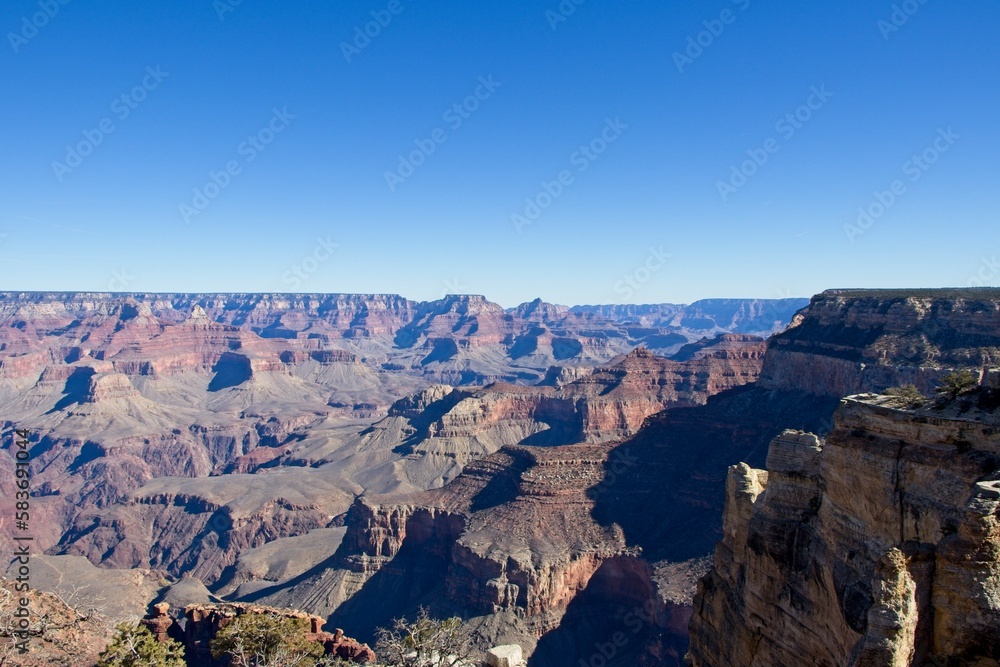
[688,391,1000,667]
[180,602,374,665]
[488,644,525,666]
[761,288,1000,397]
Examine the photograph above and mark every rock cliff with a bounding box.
[688,390,1000,667]
[761,289,1000,397]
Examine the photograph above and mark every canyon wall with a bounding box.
[761,289,1000,398]
[688,393,1000,667]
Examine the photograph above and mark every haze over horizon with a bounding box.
[2,1,998,307]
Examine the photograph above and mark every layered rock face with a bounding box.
[571,299,806,336]
[8,289,1000,665]
[0,293,790,582]
[246,445,686,665]
[761,289,1000,397]
[0,292,803,381]
[688,393,1000,667]
[344,338,767,487]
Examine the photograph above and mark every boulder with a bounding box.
[487,644,524,667]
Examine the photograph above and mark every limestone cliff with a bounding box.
[688,391,1000,667]
[761,288,1000,398]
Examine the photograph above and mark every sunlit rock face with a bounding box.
[689,393,1000,667]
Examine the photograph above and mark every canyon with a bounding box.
[202,289,1000,665]
[3,288,1000,665]
[0,293,793,570]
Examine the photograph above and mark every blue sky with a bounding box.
[1,0,997,307]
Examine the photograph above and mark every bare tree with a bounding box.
[375,608,475,667]
[0,581,111,666]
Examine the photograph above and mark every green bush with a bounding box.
[935,370,979,400]
[211,613,326,667]
[97,623,185,667]
[883,385,926,409]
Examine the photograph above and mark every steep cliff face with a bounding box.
[243,445,684,665]
[688,393,1000,667]
[761,289,1000,398]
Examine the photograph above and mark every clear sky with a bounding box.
[1,1,997,307]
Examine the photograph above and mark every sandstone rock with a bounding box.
[688,394,1000,667]
[760,289,1000,398]
[487,644,524,666]
[85,372,140,402]
[140,602,174,643]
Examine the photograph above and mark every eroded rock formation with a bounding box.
[181,601,375,665]
[233,290,1000,666]
[688,392,1000,667]
[246,444,685,665]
